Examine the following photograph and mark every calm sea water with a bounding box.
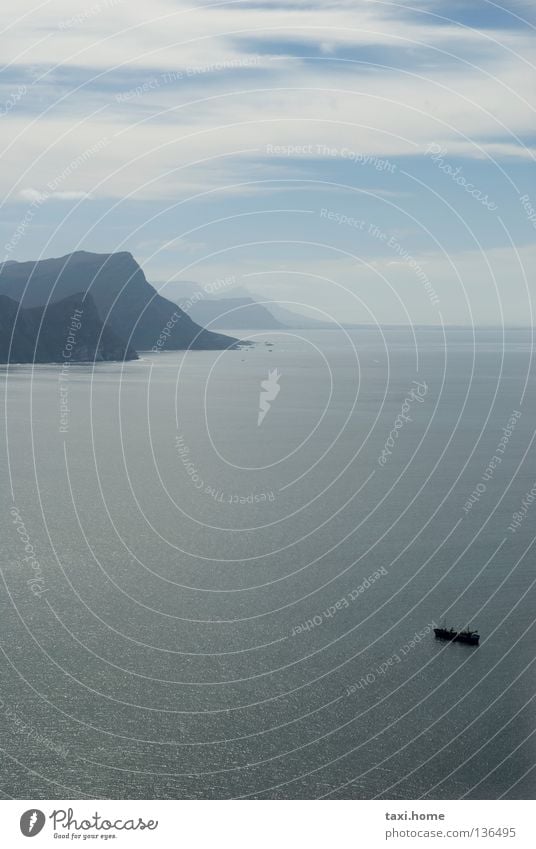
[1,327,535,799]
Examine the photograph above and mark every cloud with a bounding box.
[2,40,533,205]
[19,188,47,203]
[1,0,534,326]
[1,0,533,206]
[19,188,92,202]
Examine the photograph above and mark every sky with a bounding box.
[0,0,535,325]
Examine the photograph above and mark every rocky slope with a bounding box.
[0,292,138,363]
[0,252,241,351]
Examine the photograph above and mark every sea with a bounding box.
[1,326,535,799]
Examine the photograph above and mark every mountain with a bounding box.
[0,292,138,364]
[156,280,208,302]
[262,302,336,329]
[0,296,34,363]
[0,252,241,351]
[159,281,337,330]
[187,297,284,330]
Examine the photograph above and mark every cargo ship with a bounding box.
[434,626,479,645]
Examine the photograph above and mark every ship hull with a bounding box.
[434,628,479,645]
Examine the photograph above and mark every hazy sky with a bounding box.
[1,0,535,324]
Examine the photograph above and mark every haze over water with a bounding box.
[1,326,535,799]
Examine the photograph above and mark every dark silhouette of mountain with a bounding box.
[0,292,138,364]
[0,296,33,363]
[0,252,241,351]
